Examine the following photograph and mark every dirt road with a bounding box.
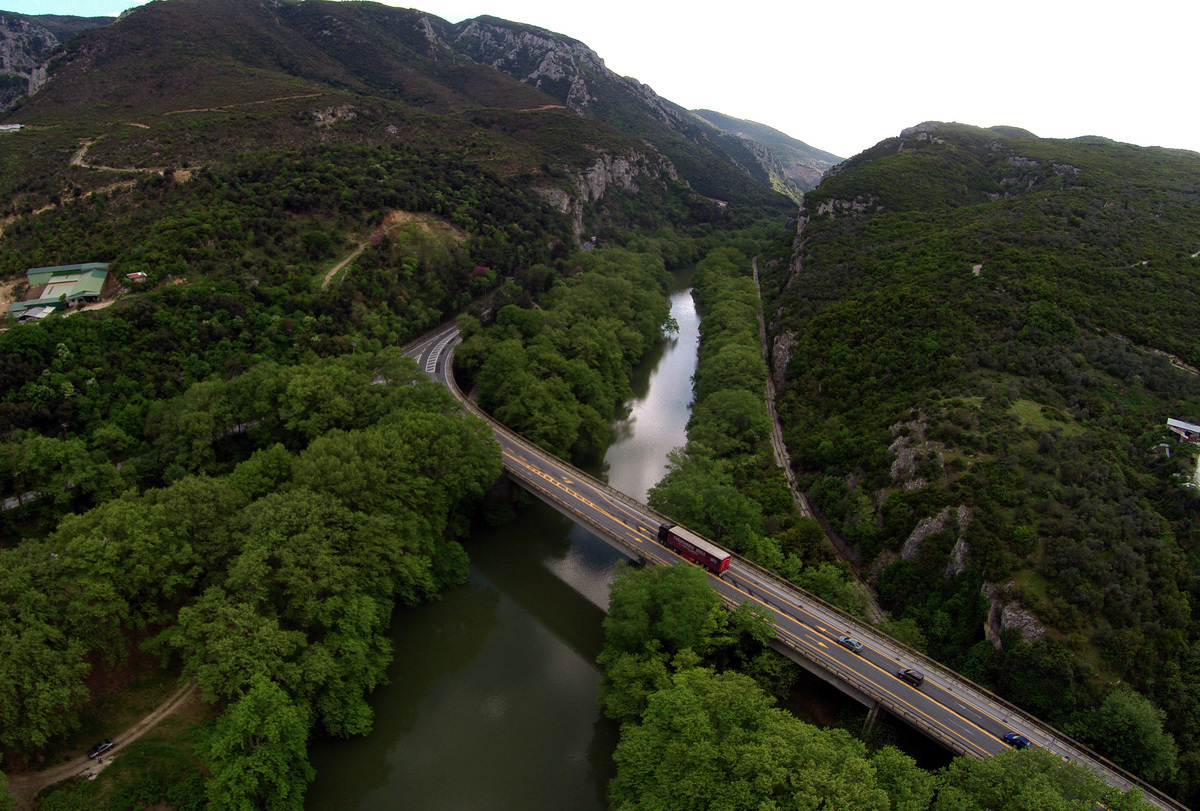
[6,681,201,811]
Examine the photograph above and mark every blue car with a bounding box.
[1004,732,1031,750]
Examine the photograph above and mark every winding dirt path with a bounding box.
[69,140,162,174]
[6,681,201,811]
[321,211,465,290]
[322,243,366,289]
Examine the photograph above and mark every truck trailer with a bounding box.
[657,523,731,576]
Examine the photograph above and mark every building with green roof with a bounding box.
[7,263,110,318]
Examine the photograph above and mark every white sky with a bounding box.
[8,0,1199,159]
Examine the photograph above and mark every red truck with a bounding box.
[657,523,731,576]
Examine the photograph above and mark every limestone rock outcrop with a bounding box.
[0,15,58,108]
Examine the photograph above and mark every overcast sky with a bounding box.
[7,0,1198,160]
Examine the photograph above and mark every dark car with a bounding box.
[1003,732,1031,750]
[87,739,114,759]
[897,667,925,687]
[837,635,864,653]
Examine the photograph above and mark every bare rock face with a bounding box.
[27,63,47,95]
[311,106,357,127]
[981,583,1046,649]
[534,150,673,242]
[901,506,954,560]
[815,194,879,218]
[888,417,946,491]
[458,22,694,240]
[0,15,59,108]
[450,19,658,120]
[945,535,970,578]
[900,121,940,136]
[771,330,797,392]
[0,17,57,74]
[782,203,808,291]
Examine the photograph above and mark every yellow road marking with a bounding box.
[715,572,994,757]
[498,443,995,758]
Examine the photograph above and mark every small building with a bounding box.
[7,263,110,319]
[125,271,148,282]
[1167,418,1200,444]
[0,124,22,133]
[18,305,59,322]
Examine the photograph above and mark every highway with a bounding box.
[406,322,1188,811]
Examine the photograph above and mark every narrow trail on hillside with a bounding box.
[6,681,202,811]
[322,244,366,289]
[70,140,162,174]
[752,257,885,623]
[164,92,323,115]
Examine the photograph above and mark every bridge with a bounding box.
[408,323,1188,811]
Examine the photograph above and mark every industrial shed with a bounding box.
[7,263,111,319]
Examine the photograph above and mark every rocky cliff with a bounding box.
[438,15,789,206]
[0,13,113,110]
[536,149,677,241]
[0,15,58,108]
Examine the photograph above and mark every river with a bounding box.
[306,274,701,810]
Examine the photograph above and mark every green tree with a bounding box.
[934,747,1156,810]
[1076,686,1179,786]
[162,587,306,703]
[201,674,314,811]
[609,666,891,811]
[602,564,726,658]
[688,388,771,458]
[0,757,13,811]
[871,746,936,811]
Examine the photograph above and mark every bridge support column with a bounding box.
[863,701,882,735]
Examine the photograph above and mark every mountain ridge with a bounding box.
[0,0,831,214]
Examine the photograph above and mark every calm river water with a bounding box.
[306,273,701,810]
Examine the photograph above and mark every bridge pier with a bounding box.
[863,701,883,735]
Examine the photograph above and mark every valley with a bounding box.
[0,2,1198,810]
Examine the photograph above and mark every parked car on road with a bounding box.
[837,635,864,653]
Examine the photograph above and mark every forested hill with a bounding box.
[0,0,809,210]
[761,120,1200,803]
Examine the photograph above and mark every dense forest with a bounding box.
[763,122,1200,804]
[0,143,574,442]
[1,350,501,808]
[597,561,1158,810]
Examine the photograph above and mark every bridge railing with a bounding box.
[728,554,1185,808]
[442,341,1187,811]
